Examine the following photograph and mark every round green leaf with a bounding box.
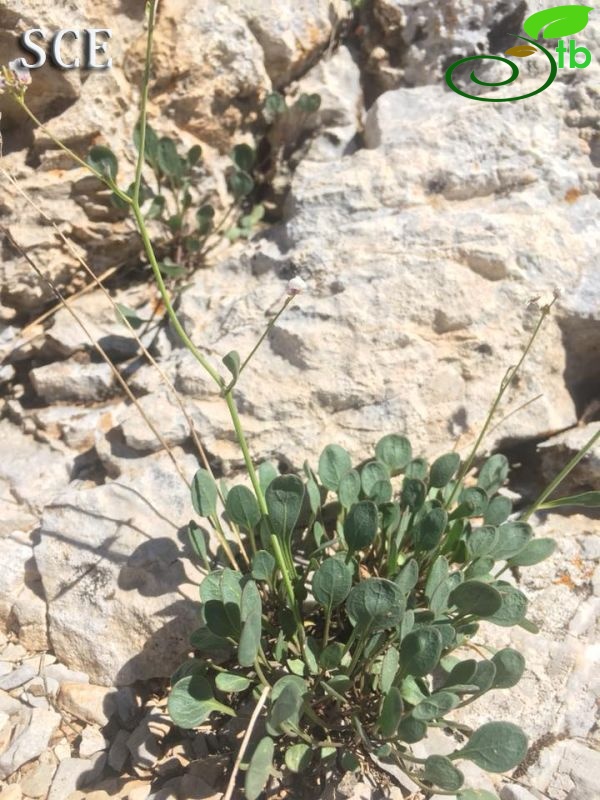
[319,444,352,491]
[416,507,448,550]
[338,469,361,509]
[492,522,533,561]
[465,557,495,580]
[226,485,261,530]
[425,555,450,600]
[251,550,275,582]
[320,642,344,670]
[397,715,427,743]
[402,478,426,510]
[228,170,254,199]
[285,743,312,773]
[168,674,234,728]
[449,581,502,617]
[471,659,496,692]
[231,143,256,172]
[507,537,556,567]
[296,92,321,113]
[312,558,352,610]
[267,682,305,734]
[484,495,512,525]
[443,659,477,688]
[486,583,528,627]
[399,626,443,677]
[457,721,528,772]
[263,91,286,122]
[266,475,305,539]
[346,578,405,631]
[460,487,489,517]
[466,526,499,559]
[412,691,459,721]
[339,750,360,772]
[344,500,378,553]
[430,453,461,488]
[258,462,278,493]
[187,144,203,165]
[245,736,274,800]
[477,454,509,494]
[395,559,419,594]
[191,468,218,518]
[405,458,428,480]
[492,648,525,689]
[87,145,118,180]
[375,434,412,474]
[423,755,464,791]
[157,136,183,179]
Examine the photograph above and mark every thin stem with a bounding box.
[521,427,600,521]
[132,203,224,386]
[445,297,557,509]
[133,0,157,205]
[222,685,270,800]
[253,659,271,690]
[13,96,131,204]
[212,512,249,567]
[322,607,332,648]
[236,296,293,381]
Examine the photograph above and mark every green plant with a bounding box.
[4,6,599,800]
[89,125,265,272]
[173,435,545,799]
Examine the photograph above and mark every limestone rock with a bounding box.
[20,754,59,799]
[47,758,94,800]
[228,0,348,86]
[57,683,116,727]
[0,708,61,780]
[35,453,205,685]
[126,0,271,151]
[30,360,117,403]
[527,739,600,800]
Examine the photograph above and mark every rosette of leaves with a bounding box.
[86,124,264,273]
[169,436,556,799]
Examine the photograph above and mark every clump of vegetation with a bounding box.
[172,436,549,799]
[4,4,599,800]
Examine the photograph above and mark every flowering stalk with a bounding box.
[3,1,302,625]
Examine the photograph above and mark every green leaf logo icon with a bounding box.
[523,4,593,39]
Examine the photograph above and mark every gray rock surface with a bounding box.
[35,452,205,685]
[0,708,61,780]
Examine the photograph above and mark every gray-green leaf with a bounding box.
[456,721,527,772]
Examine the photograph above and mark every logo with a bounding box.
[445,4,593,102]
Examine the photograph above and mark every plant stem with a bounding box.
[222,685,270,800]
[236,296,293,380]
[132,203,224,385]
[322,607,332,648]
[132,0,157,205]
[13,98,131,203]
[521,426,600,520]
[445,297,557,509]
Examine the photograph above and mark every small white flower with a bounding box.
[287,276,307,296]
[8,59,31,85]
